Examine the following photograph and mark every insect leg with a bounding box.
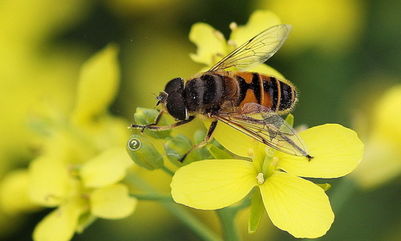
[131,115,195,131]
[137,110,165,132]
[178,120,218,162]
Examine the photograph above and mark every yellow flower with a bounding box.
[171,124,363,238]
[189,9,286,79]
[27,45,136,241]
[259,0,364,54]
[352,85,401,188]
[190,10,293,157]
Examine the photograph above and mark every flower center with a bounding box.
[263,156,279,178]
[256,172,265,185]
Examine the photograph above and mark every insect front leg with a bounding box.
[138,110,164,132]
[131,115,195,132]
[178,120,218,162]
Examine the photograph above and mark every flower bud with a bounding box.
[207,145,232,159]
[285,113,294,127]
[134,107,171,139]
[164,135,193,164]
[126,135,164,170]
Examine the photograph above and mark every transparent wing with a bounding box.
[208,24,291,72]
[215,104,310,158]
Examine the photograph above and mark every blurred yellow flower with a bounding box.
[0,170,38,214]
[259,0,364,54]
[171,124,363,238]
[352,85,401,188]
[25,45,136,241]
[0,0,90,236]
[189,9,285,79]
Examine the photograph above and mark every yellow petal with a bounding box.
[90,184,137,219]
[248,64,285,80]
[229,10,282,47]
[81,116,130,150]
[0,170,38,214]
[33,198,87,241]
[171,159,257,210]
[277,124,363,178]
[205,119,257,158]
[352,135,401,189]
[28,156,71,206]
[80,147,132,188]
[259,172,334,238]
[373,85,401,145]
[71,44,120,124]
[189,23,227,66]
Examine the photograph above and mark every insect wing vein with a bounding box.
[209,24,291,71]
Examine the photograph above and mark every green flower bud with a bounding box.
[126,135,164,170]
[191,130,214,160]
[193,129,206,145]
[285,113,294,127]
[207,145,232,159]
[134,107,171,139]
[164,135,193,164]
[316,183,331,191]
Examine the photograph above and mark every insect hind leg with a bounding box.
[178,120,218,162]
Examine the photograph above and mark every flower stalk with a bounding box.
[125,173,222,241]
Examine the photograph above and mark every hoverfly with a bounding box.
[131,24,313,161]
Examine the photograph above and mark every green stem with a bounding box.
[130,193,173,201]
[161,166,175,176]
[125,174,222,241]
[217,208,242,241]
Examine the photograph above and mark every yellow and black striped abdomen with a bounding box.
[233,72,297,113]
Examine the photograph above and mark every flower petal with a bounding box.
[33,198,87,241]
[28,156,71,206]
[229,10,281,46]
[90,184,137,219]
[80,147,132,188]
[248,64,285,80]
[0,170,38,214]
[171,159,257,210]
[71,44,119,124]
[373,85,401,145]
[189,23,227,66]
[352,135,401,189]
[205,119,257,158]
[277,124,363,178]
[259,172,334,238]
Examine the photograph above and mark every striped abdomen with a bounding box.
[231,72,297,113]
[183,72,297,115]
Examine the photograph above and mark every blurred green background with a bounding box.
[1,0,401,240]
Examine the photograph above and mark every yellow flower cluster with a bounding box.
[3,46,136,241]
[169,10,364,238]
